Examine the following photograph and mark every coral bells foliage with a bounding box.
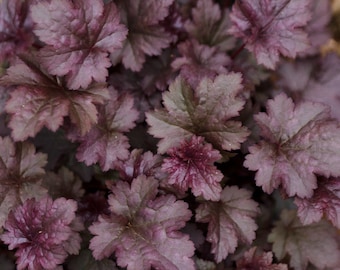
[0,0,34,62]
[228,0,311,69]
[244,93,340,198]
[196,186,260,262]
[236,246,288,270]
[31,0,127,89]
[1,197,82,270]
[89,175,195,270]
[162,135,223,201]
[0,136,47,228]
[146,73,249,153]
[1,0,340,269]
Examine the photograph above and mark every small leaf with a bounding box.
[295,177,340,228]
[236,246,288,270]
[162,135,223,201]
[185,0,236,51]
[69,88,139,171]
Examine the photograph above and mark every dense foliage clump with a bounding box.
[0,0,339,269]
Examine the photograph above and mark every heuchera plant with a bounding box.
[1,0,340,269]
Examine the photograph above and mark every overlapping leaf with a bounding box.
[111,0,174,71]
[146,73,249,154]
[295,177,340,228]
[0,57,109,141]
[244,93,340,198]
[268,209,340,270]
[236,247,288,270]
[0,136,47,228]
[31,0,127,89]
[69,88,139,171]
[162,135,223,201]
[229,0,311,69]
[184,0,236,51]
[89,175,195,270]
[171,39,230,88]
[196,186,260,262]
[0,0,33,62]
[42,167,85,200]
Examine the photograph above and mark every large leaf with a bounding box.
[89,175,195,270]
[146,73,249,154]
[31,0,127,89]
[228,0,311,69]
[244,93,340,198]
[0,57,109,141]
[268,209,340,270]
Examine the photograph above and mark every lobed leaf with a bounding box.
[0,136,47,228]
[89,175,195,270]
[1,57,109,141]
[69,88,139,171]
[196,186,260,262]
[31,0,127,89]
[111,0,174,71]
[268,209,340,270]
[244,93,340,198]
[146,73,249,153]
[229,0,311,69]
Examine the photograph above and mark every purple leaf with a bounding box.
[89,175,195,270]
[111,0,174,71]
[299,0,331,56]
[0,0,33,62]
[0,197,82,270]
[184,0,236,51]
[303,53,340,121]
[114,149,164,183]
[0,136,47,228]
[196,186,260,262]
[229,0,311,69]
[268,209,340,270]
[171,39,230,88]
[162,135,223,201]
[31,0,127,89]
[146,73,249,153]
[244,93,340,198]
[69,88,139,171]
[295,177,340,228]
[1,57,109,140]
[42,167,85,200]
[236,246,288,270]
